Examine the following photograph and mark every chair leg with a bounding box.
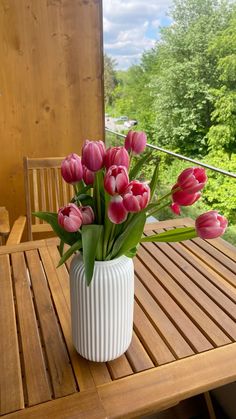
[204,391,216,419]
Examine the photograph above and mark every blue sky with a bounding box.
[103,0,173,70]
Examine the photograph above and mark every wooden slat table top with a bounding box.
[1,217,236,418]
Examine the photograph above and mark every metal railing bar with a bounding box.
[105,128,236,179]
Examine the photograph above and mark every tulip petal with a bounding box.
[108,196,128,224]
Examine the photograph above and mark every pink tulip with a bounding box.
[124,131,147,155]
[172,183,201,206]
[58,203,82,232]
[82,140,106,172]
[123,181,150,212]
[79,206,94,225]
[195,211,228,239]
[104,165,129,196]
[108,195,128,224]
[170,202,181,215]
[61,153,83,184]
[83,165,94,185]
[104,146,129,170]
[177,167,207,194]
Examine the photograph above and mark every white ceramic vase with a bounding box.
[69,253,134,362]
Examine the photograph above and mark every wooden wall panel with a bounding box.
[0,0,104,224]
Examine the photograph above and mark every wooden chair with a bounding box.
[0,206,26,245]
[23,157,74,241]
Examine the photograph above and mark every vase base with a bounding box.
[73,336,132,363]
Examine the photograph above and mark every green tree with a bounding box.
[104,54,118,107]
[111,49,159,138]
[151,0,234,156]
[207,12,236,156]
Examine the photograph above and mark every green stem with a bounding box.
[153,186,180,205]
[103,193,112,259]
[73,184,78,195]
[129,152,133,171]
[95,171,102,224]
[148,200,172,216]
[107,223,116,254]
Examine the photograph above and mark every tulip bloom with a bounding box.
[123,181,150,212]
[79,206,94,225]
[82,140,106,172]
[83,165,94,185]
[58,203,82,232]
[195,211,228,239]
[108,195,128,224]
[172,183,201,207]
[104,146,129,170]
[104,165,129,196]
[177,167,207,194]
[61,153,83,184]
[124,131,147,155]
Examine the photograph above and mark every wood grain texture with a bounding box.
[6,216,26,245]
[0,207,10,236]
[0,255,24,415]
[98,343,236,419]
[11,252,52,406]
[25,249,77,398]
[39,245,96,391]
[24,157,74,239]
[1,219,236,418]
[0,0,104,225]
[5,389,106,419]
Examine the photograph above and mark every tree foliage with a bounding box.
[207,11,236,156]
[151,0,233,156]
[104,54,118,107]
[105,0,236,229]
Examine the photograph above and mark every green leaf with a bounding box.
[74,194,94,208]
[82,224,103,285]
[110,212,146,259]
[76,184,92,196]
[33,211,80,245]
[149,163,159,200]
[129,150,152,180]
[125,246,138,258]
[59,239,64,256]
[140,227,197,243]
[57,239,82,267]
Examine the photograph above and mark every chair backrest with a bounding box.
[24,157,74,240]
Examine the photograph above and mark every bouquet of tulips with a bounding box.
[35,131,228,285]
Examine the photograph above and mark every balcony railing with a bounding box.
[105,128,236,245]
[105,128,236,179]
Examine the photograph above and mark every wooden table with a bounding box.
[1,218,236,418]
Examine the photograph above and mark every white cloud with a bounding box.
[103,0,173,69]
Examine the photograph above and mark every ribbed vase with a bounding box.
[69,253,134,362]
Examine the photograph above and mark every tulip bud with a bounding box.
[104,146,129,170]
[58,203,82,232]
[104,165,129,196]
[123,180,150,212]
[83,165,95,185]
[79,206,95,225]
[195,211,228,239]
[108,195,128,224]
[61,153,83,184]
[177,167,207,194]
[124,131,147,155]
[172,183,201,207]
[82,140,105,172]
